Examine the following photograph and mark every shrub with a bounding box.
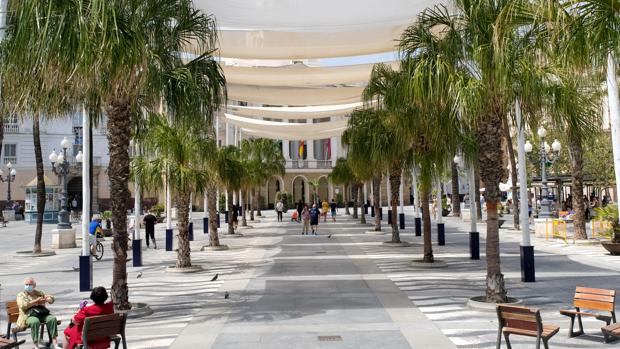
[150,204,164,217]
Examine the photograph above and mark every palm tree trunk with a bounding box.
[359,183,366,224]
[373,174,381,231]
[207,183,220,246]
[250,188,255,221]
[420,184,433,262]
[344,184,350,215]
[227,190,235,234]
[175,191,192,268]
[389,165,401,243]
[241,190,247,227]
[106,96,132,310]
[474,162,483,221]
[254,187,262,217]
[451,162,461,217]
[352,184,359,219]
[477,113,507,303]
[502,114,519,229]
[33,113,45,254]
[569,134,587,240]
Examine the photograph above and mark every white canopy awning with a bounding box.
[227,84,363,106]
[226,102,361,120]
[224,113,348,140]
[217,28,406,59]
[222,61,398,87]
[198,0,441,32]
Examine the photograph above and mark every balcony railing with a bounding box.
[286,160,332,169]
[4,124,19,134]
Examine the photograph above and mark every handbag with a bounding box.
[30,305,50,320]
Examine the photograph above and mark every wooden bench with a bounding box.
[496,304,559,349]
[77,313,127,349]
[559,286,616,338]
[602,323,620,343]
[0,337,25,349]
[5,301,61,347]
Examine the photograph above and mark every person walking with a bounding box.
[143,210,157,249]
[296,199,304,222]
[321,199,330,222]
[330,198,337,222]
[276,200,284,222]
[309,203,320,235]
[301,205,310,235]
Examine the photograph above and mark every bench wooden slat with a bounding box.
[500,312,537,322]
[576,287,616,297]
[504,325,560,339]
[575,292,615,303]
[574,299,615,312]
[82,313,126,347]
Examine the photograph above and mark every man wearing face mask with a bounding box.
[16,277,59,349]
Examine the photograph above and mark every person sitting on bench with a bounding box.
[63,286,114,349]
[16,277,59,349]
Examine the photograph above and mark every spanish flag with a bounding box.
[298,140,305,158]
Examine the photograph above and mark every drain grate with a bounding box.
[318,335,342,342]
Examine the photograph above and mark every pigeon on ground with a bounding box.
[72,267,79,271]
[224,291,229,299]
[327,234,332,239]
[136,272,143,279]
[211,273,219,282]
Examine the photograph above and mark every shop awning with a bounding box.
[226,102,361,120]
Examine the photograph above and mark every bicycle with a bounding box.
[91,232,104,261]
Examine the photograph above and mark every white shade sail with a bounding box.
[226,102,361,120]
[224,113,348,140]
[222,61,398,87]
[217,28,406,59]
[198,0,442,32]
[227,84,363,106]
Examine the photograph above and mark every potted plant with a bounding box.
[594,204,620,255]
[101,211,113,237]
[150,204,165,223]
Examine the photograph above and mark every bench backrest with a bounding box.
[497,304,541,333]
[573,287,615,313]
[5,301,18,324]
[82,313,125,347]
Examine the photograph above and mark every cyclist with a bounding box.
[88,214,102,255]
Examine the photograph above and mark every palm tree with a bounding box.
[4,0,224,308]
[239,138,285,221]
[213,146,245,235]
[133,116,215,268]
[401,2,509,298]
[330,158,355,216]
[451,162,461,217]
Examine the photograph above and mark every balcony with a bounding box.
[286,160,332,169]
[4,124,19,134]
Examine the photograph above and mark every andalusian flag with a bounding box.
[298,140,305,158]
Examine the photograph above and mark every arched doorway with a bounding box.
[317,176,329,202]
[292,176,307,203]
[67,177,82,217]
[266,176,283,209]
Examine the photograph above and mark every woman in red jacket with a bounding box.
[63,286,114,349]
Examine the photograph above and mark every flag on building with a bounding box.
[298,140,305,159]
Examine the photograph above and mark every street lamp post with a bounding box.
[49,137,81,229]
[454,154,479,259]
[524,127,561,218]
[0,162,17,210]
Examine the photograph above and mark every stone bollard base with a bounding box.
[52,228,76,249]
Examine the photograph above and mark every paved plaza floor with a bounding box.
[1,208,620,348]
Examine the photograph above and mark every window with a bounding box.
[3,144,16,164]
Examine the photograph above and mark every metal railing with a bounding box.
[286,160,333,169]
